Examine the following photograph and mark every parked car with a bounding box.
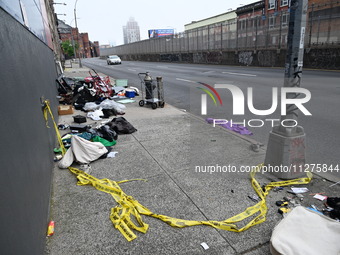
[107,55,122,65]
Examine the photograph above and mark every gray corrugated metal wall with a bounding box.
[0,8,58,255]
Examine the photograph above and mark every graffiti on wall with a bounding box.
[193,53,205,63]
[206,51,223,63]
[257,50,277,67]
[307,48,340,69]
[238,51,253,66]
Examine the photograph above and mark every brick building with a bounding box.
[57,19,99,58]
[264,0,340,48]
[236,1,266,49]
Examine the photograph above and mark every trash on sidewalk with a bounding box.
[117,99,136,104]
[107,151,118,158]
[58,124,69,130]
[125,89,136,98]
[58,105,74,115]
[325,197,340,220]
[47,221,55,237]
[73,115,87,123]
[87,69,113,98]
[270,206,340,255]
[290,187,309,194]
[54,154,63,161]
[70,124,88,133]
[107,117,137,134]
[248,194,260,202]
[57,69,137,112]
[99,99,126,115]
[200,242,209,250]
[272,186,284,192]
[313,194,327,201]
[87,109,104,121]
[92,135,116,147]
[58,135,108,169]
[206,118,253,135]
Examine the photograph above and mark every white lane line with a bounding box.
[222,72,257,77]
[128,69,137,72]
[157,66,168,68]
[176,78,197,83]
[203,71,215,73]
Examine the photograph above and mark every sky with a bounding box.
[54,0,257,46]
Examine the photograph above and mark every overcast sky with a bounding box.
[54,0,257,46]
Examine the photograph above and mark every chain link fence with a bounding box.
[102,2,340,57]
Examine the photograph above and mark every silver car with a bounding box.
[107,55,122,65]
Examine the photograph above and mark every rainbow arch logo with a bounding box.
[196,82,223,106]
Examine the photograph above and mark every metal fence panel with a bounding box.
[103,2,340,57]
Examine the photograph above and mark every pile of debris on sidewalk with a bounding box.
[56,69,139,109]
[54,69,139,171]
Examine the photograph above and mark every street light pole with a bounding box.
[74,0,82,67]
[264,0,309,179]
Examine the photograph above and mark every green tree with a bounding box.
[61,40,78,58]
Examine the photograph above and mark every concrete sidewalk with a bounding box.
[45,62,340,255]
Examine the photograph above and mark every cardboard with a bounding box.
[58,105,74,115]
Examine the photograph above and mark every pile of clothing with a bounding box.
[58,117,137,169]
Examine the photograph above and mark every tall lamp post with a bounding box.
[74,0,82,67]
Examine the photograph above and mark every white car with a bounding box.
[107,55,122,65]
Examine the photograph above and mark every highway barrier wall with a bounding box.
[101,48,340,70]
[101,2,340,69]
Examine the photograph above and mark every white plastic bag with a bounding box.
[87,109,104,121]
[83,102,99,111]
[99,99,126,114]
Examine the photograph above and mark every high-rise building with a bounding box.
[123,17,141,44]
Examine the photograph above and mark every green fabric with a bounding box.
[92,136,116,146]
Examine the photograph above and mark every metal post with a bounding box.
[74,0,82,67]
[236,19,239,52]
[255,16,258,51]
[278,12,283,49]
[197,28,199,51]
[316,15,320,45]
[326,2,333,44]
[264,0,309,179]
[308,3,314,47]
[221,23,223,51]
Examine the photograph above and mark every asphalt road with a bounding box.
[81,58,340,178]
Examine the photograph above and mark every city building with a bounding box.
[123,17,141,44]
[57,19,99,58]
[184,11,237,31]
[263,0,340,48]
[236,1,266,49]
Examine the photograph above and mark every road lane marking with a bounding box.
[128,69,137,72]
[176,78,196,83]
[222,72,257,77]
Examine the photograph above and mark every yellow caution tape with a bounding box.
[43,100,313,241]
[43,100,66,155]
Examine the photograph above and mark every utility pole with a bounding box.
[264,0,309,179]
[74,0,82,67]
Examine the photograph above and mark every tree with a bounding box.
[61,40,78,58]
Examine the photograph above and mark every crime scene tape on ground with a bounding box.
[43,100,313,242]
